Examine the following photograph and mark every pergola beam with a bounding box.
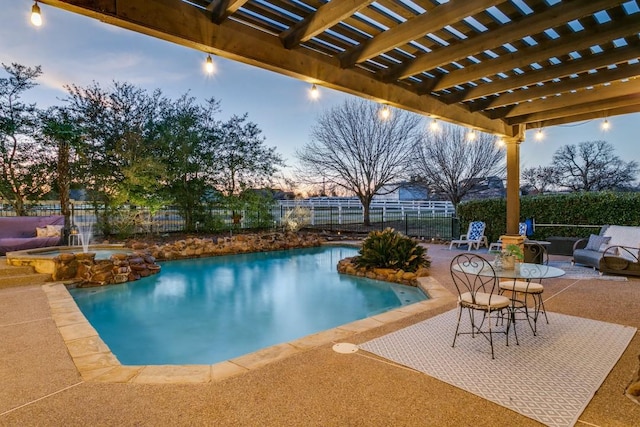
[209,0,250,24]
[280,0,374,49]
[475,62,640,110]
[456,43,640,102]
[507,94,640,125]
[433,14,640,91]
[496,79,640,119]
[386,0,623,81]
[526,104,640,128]
[338,0,495,68]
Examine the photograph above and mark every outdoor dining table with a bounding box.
[452,261,565,335]
[452,261,565,280]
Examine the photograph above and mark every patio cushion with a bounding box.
[459,292,510,309]
[499,280,543,294]
[468,221,485,241]
[585,234,611,252]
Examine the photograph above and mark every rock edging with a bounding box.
[336,257,429,287]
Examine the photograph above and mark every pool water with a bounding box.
[69,246,427,365]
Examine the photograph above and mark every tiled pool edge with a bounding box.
[43,276,455,384]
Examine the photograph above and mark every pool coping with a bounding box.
[43,242,456,384]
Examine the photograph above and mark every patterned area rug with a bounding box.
[548,261,628,281]
[360,310,636,427]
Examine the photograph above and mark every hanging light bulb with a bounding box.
[429,118,439,131]
[467,129,476,141]
[535,128,544,141]
[31,1,42,27]
[601,118,610,131]
[379,104,391,120]
[495,137,505,147]
[309,84,319,100]
[204,55,215,74]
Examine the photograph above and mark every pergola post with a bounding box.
[500,127,525,249]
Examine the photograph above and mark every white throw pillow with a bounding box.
[36,227,48,237]
[46,224,63,237]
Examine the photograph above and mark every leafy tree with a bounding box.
[296,99,421,225]
[159,96,221,230]
[63,81,166,235]
[40,106,84,232]
[0,63,52,215]
[411,123,505,209]
[521,166,557,195]
[551,140,638,191]
[213,113,284,222]
[213,113,284,196]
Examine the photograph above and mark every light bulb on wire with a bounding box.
[204,55,215,74]
[535,128,544,141]
[309,84,319,100]
[31,1,42,27]
[601,118,610,131]
[379,105,391,120]
[467,129,476,141]
[429,118,440,132]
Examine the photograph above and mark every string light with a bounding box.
[429,118,440,131]
[309,84,319,100]
[31,1,42,27]
[379,104,391,120]
[535,128,544,141]
[467,129,476,141]
[601,118,610,131]
[204,55,215,74]
[495,137,505,147]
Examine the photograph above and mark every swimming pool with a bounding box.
[69,245,427,365]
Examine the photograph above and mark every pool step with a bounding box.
[0,260,50,288]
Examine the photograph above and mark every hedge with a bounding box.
[456,192,640,243]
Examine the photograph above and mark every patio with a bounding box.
[1,244,638,426]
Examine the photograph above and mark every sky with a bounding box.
[2,0,639,178]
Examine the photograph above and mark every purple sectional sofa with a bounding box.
[0,215,64,255]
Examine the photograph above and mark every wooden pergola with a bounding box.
[43,0,640,235]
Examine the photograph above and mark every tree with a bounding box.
[411,123,505,209]
[40,106,84,234]
[213,113,284,197]
[0,63,53,215]
[213,113,284,223]
[521,166,557,195]
[159,96,221,231]
[551,140,638,191]
[63,81,167,235]
[296,99,421,225]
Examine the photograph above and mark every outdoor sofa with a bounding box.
[0,215,64,255]
[572,225,640,276]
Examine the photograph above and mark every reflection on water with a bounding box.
[70,246,427,365]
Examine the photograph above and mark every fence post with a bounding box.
[405,213,408,236]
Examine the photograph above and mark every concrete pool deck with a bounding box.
[1,243,639,426]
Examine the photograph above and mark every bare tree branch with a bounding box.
[551,140,638,191]
[295,99,421,225]
[410,124,505,208]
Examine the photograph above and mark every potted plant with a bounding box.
[502,243,524,270]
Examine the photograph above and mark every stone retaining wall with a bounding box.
[58,232,325,287]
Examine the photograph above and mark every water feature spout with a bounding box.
[78,223,93,253]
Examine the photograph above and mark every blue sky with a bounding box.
[2,0,639,177]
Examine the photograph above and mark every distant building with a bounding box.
[373,181,431,201]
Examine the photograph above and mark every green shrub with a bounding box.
[457,191,640,242]
[354,228,430,272]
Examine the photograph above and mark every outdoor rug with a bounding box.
[360,310,636,427]
[548,261,628,281]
